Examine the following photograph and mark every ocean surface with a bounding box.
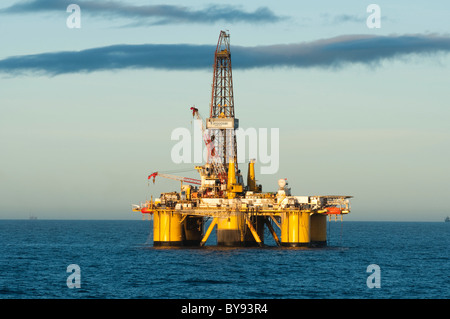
[0,220,448,299]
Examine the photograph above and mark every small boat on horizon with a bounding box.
[445,216,450,222]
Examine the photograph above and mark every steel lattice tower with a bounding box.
[208,31,238,175]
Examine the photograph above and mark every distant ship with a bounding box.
[446,216,450,223]
[29,214,37,220]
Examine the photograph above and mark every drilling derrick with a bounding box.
[206,31,242,198]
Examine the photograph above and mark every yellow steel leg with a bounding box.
[217,214,241,246]
[245,215,263,247]
[281,211,310,247]
[200,218,218,246]
[264,217,281,246]
[153,211,183,246]
[310,213,327,247]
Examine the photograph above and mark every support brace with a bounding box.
[245,216,263,247]
[264,217,281,247]
[200,218,218,246]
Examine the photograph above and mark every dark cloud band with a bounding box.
[1,34,450,76]
[0,0,283,25]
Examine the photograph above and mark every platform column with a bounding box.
[281,211,310,247]
[310,214,327,247]
[217,213,265,247]
[217,213,241,246]
[153,211,184,247]
[183,216,204,246]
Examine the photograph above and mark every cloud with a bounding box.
[0,43,214,75]
[1,34,450,76]
[0,0,283,25]
[320,13,363,25]
[233,34,450,69]
[332,14,363,24]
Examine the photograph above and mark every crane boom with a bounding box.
[190,106,214,158]
[148,172,201,186]
[190,106,226,177]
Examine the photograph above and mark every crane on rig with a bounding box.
[190,106,226,178]
[148,172,201,186]
[190,106,215,159]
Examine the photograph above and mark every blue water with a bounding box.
[0,220,448,299]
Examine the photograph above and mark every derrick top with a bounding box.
[215,31,231,57]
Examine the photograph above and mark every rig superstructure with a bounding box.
[132,31,352,247]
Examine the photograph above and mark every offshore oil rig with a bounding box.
[132,31,352,247]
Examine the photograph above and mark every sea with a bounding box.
[0,220,448,301]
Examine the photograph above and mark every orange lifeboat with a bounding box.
[141,207,152,214]
[326,206,341,214]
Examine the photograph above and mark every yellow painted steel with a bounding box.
[153,211,183,246]
[245,216,262,247]
[217,214,240,230]
[247,160,256,192]
[227,160,237,199]
[298,212,310,244]
[264,217,281,246]
[217,213,241,246]
[153,211,160,242]
[227,159,243,199]
[310,214,327,246]
[281,211,310,247]
[270,215,281,229]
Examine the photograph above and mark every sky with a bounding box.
[0,0,449,221]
